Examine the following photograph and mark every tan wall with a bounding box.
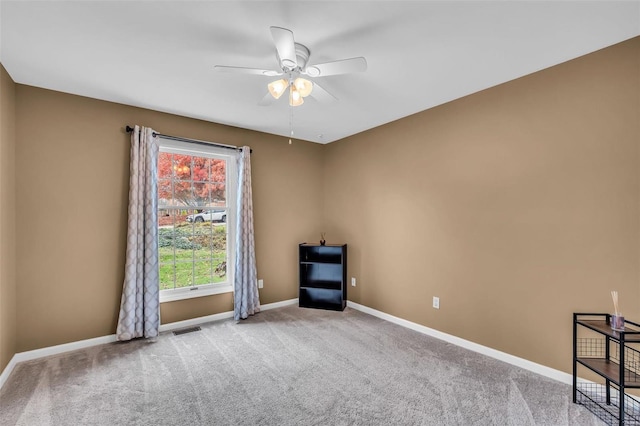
[0,65,17,372]
[14,86,323,352]
[324,37,640,374]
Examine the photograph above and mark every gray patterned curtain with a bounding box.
[234,146,260,320]
[116,126,160,340]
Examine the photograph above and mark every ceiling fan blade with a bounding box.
[258,92,276,107]
[310,82,338,104]
[270,26,297,69]
[214,65,281,76]
[306,57,367,77]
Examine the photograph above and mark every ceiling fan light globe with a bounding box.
[294,78,313,97]
[289,86,304,107]
[289,97,304,107]
[268,79,289,99]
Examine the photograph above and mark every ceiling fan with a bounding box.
[214,26,367,107]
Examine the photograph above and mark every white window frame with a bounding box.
[157,137,237,303]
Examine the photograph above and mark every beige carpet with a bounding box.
[0,306,601,425]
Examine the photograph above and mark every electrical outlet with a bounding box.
[258,279,264,289]
[351,277,356,287]
[433,296,440,309]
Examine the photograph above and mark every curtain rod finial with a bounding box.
[126,125,134,133]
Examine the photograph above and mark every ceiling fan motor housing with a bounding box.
[279,43,311,72]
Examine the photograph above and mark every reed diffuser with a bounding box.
[610,290,625,331]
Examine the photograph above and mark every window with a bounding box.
[157,138,237,302]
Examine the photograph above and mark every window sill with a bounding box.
[160,284,233,303]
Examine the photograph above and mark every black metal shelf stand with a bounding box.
[573,313,640,425]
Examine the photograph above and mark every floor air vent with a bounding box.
[173,326,201,336]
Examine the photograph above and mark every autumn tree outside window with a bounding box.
[156,138,237,302]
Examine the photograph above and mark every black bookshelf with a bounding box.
[299,243,347,311]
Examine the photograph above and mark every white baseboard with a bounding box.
[347,301,573,385]
[0,334,117,389]
[0,298,299,390]
[159,311,235,333]
[260,298,299,311]
[158,298,298,332]
[0,355,18,390]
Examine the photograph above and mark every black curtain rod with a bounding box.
[125,126,250,153]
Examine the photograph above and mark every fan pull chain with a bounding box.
[288,96,293,145]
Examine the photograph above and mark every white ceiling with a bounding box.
[1,1,639,143]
